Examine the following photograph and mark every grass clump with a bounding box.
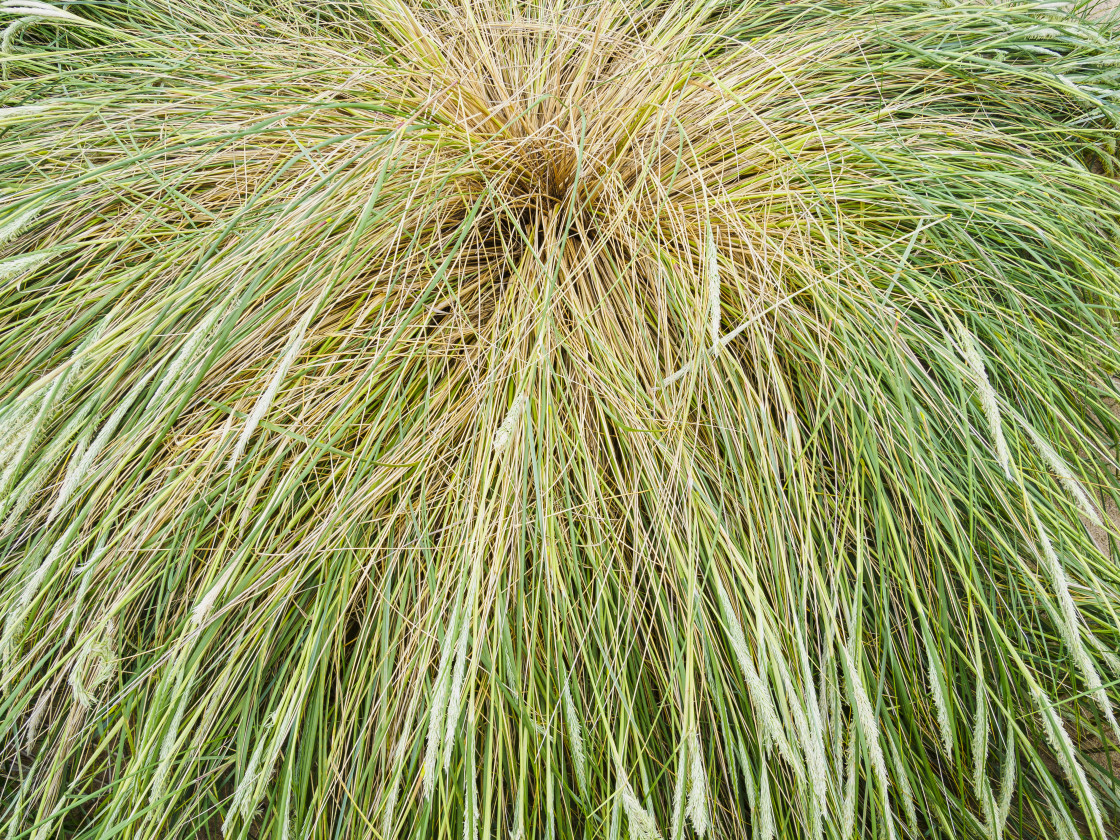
[3,0,1120,838]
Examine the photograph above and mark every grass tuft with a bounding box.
[2,0,1120,838]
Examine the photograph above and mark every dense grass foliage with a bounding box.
[2,0,1120,837]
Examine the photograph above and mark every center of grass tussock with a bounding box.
[2,1,1120,839]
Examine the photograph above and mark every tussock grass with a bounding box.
[2,0,1120,837]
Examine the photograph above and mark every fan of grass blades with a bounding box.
[3,0,1120,838]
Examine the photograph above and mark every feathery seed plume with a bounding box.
[924,634,953,758]
[887,733,917,834]
[562,678,588,799]
[223,713,277,834]
[618,765,664,840]
[0,205,39,245]
[840,726,857,839]
[956,326,1012,479]
[151,689,188,805]
[23,687,51,751]
[2,535,66,669]
[492,392,528,453]
[1020,421,1103,527]
[443,619,470,770]
[46,434,88,525]
[1032,685,1104,838]
[381,775,399,840]
[230,304,317,467]
[706,224,720,347]
[841,643,895,840]
[972,692,988,800]
[670,737,687,840]
[758,761,775,840]
[995,733,1016,834]
[0,252,50,283]
[686,730,709,836]
[1033,514,1120,744]
[712,574,794,766]
[68,618,116,708]
[191,565,235,630]
[422,610,458,799]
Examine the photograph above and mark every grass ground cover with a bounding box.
[2,0,1120,838]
